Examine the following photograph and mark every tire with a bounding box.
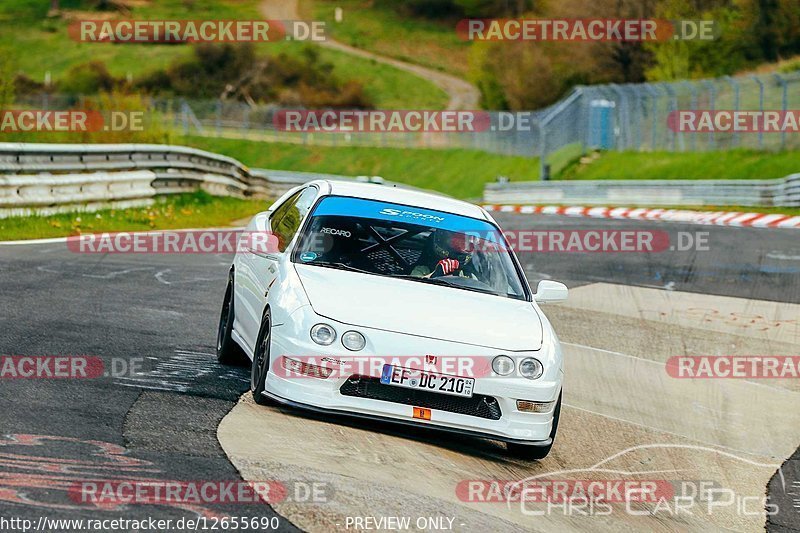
[507,392,562,460]
[216,273,246,365]
[250,309,274,406]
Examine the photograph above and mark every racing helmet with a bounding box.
[431,229,472,266]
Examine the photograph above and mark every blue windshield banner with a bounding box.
[311,196,501,241]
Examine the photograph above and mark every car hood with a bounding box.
[294,264,542,351]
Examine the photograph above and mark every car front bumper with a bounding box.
[264,312,563,444]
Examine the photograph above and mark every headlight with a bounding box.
[492,355,515,376]
[341,331,366,351]
[310,323,336,345]
[519,357,543,380]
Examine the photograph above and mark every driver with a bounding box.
[411,229,473,278]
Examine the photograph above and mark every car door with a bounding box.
[236,186,319,351]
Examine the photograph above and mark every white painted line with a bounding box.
[562,403,775,459]
[562,342,799,395]
[0,236,74,245]
[0,226,244,246]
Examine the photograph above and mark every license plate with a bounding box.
[380,365,474,398]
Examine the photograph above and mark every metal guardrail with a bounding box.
[0,143,327,218]
[0,143,399,218]
[484,174,800,208]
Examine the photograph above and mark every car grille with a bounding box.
[339,375,502,420]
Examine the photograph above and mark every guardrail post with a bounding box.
[580,87,592,150]
[750,75,764,149]
[662,83,677,152]
[538,120,547,180]
[609,84,628,150]
[702,80,716,151]
[644,85,661,151]
[679,81,697,152]
[215,100,222,136]
[773,73,788,150]
[180,99,189,135]
[723,76,740,148]
[631,85,644,152]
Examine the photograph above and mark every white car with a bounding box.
[216,180,567,459]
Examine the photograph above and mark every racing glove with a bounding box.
[436,258,460,276]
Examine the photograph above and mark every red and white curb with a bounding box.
[482,205,800,229]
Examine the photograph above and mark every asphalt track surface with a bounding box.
[0,213,798,532]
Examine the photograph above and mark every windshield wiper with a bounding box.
[387,273,448,285]
[388,273,503,296]
[307,261,373,275]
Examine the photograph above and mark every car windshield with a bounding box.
[293,195,527,300]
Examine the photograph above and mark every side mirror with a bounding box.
[245,211,279,259]
[534,280,568,304]
[254,210,272,231]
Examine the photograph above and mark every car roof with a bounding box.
[310,180,490,221]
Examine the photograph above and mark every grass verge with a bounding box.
[0,0,447,109]
[304,0,470,78]
[559,150,800,180]
[180,135,540,199]
[0,191,267,241]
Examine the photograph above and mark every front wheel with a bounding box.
[507,392,562,460]
[250,310,274,406]
[216,274,245,365]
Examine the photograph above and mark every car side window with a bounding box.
[271,187,317,252]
